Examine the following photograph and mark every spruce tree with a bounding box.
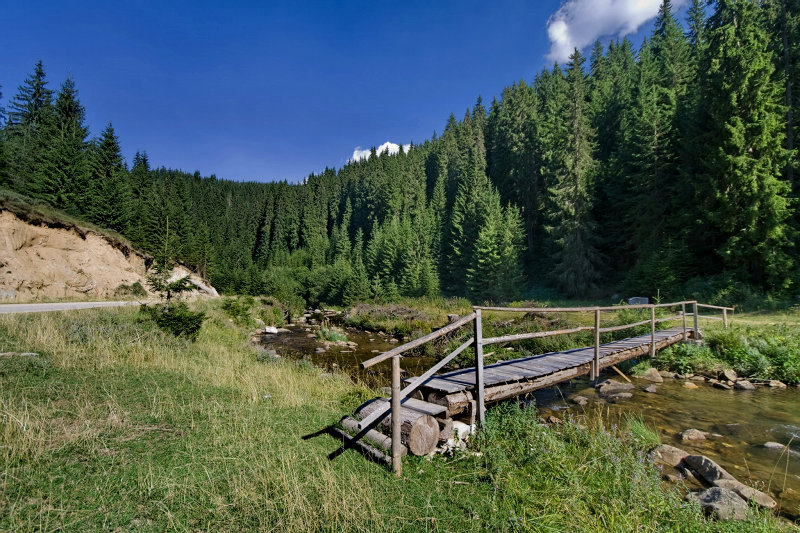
[33,76,90,212]
[0,84,6,186]
[546,50,602,297]
[6,61,53,192]
[87,123,132,233]
[128,151,152,247]
[694,0,793,289]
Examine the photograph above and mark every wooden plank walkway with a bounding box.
[412,327,686,395]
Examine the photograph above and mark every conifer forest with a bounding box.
[1,0,799,307]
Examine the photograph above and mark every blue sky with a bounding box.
[1,1,689,183]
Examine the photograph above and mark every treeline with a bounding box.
[0,0,798,307]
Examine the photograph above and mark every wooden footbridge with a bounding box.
[333,301,733,476]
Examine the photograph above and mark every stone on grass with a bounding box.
[680,428,708,441]
[683,455,736,484]
[648,444,690,468]
[714,479,777,509]
[641,368,663,383]
[683,382,698,389]
[264,326,278,334]
[722,369,738,382]
[734,380,755,391]
[686,487,747,521]
[643,384,659,393]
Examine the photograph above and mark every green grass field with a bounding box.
[0,302,790,531]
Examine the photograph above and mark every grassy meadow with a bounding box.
[0,301,792,531]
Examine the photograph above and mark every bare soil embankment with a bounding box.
[0,209,217,301]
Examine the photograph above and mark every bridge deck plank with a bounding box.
[414,327,686,394]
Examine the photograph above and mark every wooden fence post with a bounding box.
[474,309,485,427]
[681,303,687,341]
[650,306,656,358]
[693,302,699,341]
[723,308,728,328]
[593,309,600,381]
[391,355,402,477]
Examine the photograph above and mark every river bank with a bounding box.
[0,300,793,530]
[259,301,800,523]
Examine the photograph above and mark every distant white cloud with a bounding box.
[546,0,689,63]
[351,141,411,162]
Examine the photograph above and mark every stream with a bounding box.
[261,316,800,518]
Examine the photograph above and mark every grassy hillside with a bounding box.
[0,302,790,531]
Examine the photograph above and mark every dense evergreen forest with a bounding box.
[1,0,799,308]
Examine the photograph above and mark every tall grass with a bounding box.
[0,304,789,531]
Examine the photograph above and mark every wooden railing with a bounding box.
[359,300,733,476]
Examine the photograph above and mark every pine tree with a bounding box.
[546,50,602,297]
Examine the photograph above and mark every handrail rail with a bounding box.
[473,300,698,313]
[482,326,594,347]
[696,303,735,311]
[360,312,476,369]
[360,300,729,476]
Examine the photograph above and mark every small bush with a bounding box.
[114,281,147,298]
[221,296,256,326]
[259,305,284,327]
[655,342,722,375]
[140,303,206,341]
[705,325,800,384]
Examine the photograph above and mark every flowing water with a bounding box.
[262,320,800,517]
[537,377,800,517]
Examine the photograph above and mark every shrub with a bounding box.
[140,302,206,341]
[114,281,147,298]
[655,342,722,375]
[221,296,256,326]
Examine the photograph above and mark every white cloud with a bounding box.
[546,0,689,63]
[351,141,411,162]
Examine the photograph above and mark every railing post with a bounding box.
[693,302,699,341]
[681,303,687,341]
[723,308,728,328]
[593,309,600,381]
[474,309,485,428]
[391,355,402,477]
[650,305,656,358]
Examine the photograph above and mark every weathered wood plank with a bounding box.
[416,327,687,394]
